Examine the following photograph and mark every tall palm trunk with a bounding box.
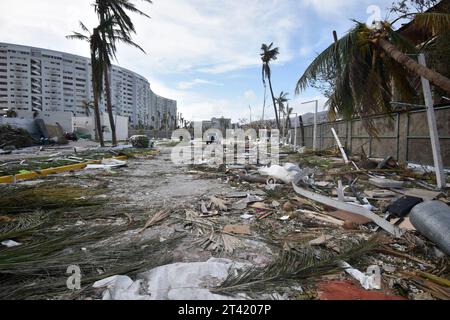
[104,66,117,146]
[262,85,267,122]
[93,90,105,147]
[267,75,280,131]
[377,38,450,93]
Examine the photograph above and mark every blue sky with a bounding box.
[0,0,397,122]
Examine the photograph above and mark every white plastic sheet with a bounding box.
[93,258,246,300]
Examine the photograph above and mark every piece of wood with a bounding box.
[237,172,275,184]
[326,210,372,225]
[331,128,349,164]
[309,235,333,246]
[257,212,274,220]
[223,224,251,235]
[369,178,404,189]
[364,190,397,199]
[393,188,444,201]
[299,209,345,226]
[292,183,403,237]
[249,202,273,211]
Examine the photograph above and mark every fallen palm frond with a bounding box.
[213,236,380,295]
[0,230,185,300]
[0,211,48,241]
[139,209,171,233]
[401,271,450,300]
[0,183,106,215]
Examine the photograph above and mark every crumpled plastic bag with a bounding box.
[93,258,247,300]
[93,275,150,300]
[339,261,381,290]
[258,163,303,184]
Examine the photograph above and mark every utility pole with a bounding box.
[249,105,252,124]
[418,53,446,189]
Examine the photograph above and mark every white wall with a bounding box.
[72,114,129,142]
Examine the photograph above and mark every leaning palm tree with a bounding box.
[261,43,281,131]
[93,0,151,146]
[296,13,450,133]
[67,22,106,147]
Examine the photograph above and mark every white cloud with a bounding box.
[244,90,257,101]
[177,79,223,90]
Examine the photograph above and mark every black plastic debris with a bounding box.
[388,196,423,218]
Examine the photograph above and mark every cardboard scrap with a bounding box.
[223,224,251,235]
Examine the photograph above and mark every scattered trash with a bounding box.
[339,261,381,290]
[387,196,423,218]
[1,240,22,248]
[93,275,150,300]
[93,259,247,300]
[130,135,150,148]
[85,159,127,170]
[223,225,251,236]
[258,163,302,184]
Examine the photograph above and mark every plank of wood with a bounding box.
[393,188,444,201]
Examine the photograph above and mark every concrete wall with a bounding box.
[289,105,450,168]
[73,114,129,142]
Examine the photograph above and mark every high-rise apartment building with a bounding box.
[0,42,177,129]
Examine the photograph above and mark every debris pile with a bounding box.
[0,125,38,150]
[1,142,449,301]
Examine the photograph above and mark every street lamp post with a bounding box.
[301,100,319,151]
[291,112,298,151]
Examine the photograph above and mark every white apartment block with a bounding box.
[0,42,177,129]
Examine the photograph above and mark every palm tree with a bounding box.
[81,100,94,117]
[93,0,151,146]
[296,13,450,132]
[67,22,107,147]
[275,91,289,138]
[261,43,281,131]
[93,0,152,36]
